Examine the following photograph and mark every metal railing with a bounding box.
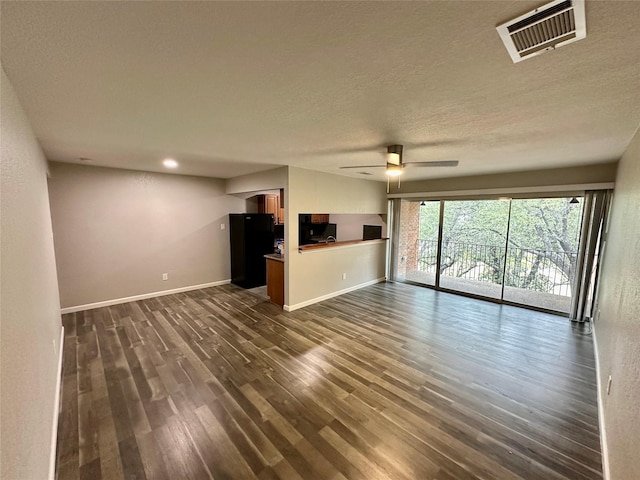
[416,239,577,297]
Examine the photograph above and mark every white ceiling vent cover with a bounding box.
[497,0,586,63]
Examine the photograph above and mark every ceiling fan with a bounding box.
[339,144,458,190]
[339,144,459,175]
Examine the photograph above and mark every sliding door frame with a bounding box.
[393,193,602,317]
[434,200,445,289]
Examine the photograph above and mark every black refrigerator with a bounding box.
[229,213,275,289]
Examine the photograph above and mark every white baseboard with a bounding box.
[284,277,385,312]
[49,326,65,480]
[60,279,231,314]
[592,326,610,480]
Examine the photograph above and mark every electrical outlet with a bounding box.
[220,223,225,230]
[162,273,168,281]
[342,273,347,280]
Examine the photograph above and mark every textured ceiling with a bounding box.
[1,1,639,181]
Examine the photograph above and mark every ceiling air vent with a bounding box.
[497,0,586,63]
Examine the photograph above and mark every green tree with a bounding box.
[505,198,582,290]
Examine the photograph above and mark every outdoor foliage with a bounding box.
[416,198,583,294]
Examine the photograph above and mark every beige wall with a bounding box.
[594,127,640,479]
[286,167,387,308]
[48,163,246,308]
[389,163,617,197]
[225,166,287,194]
[1,66,62,480]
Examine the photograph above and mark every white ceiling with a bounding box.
[2,1,639,181]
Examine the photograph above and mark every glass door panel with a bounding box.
[503,197,583,313]
[411,201,440,286]
[439,200,510,299]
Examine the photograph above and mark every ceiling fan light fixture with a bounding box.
[386,152,401,165]
[163,158,178,168]
[386,145,404,177]
[386,145,403,164]
[386,164,403,176]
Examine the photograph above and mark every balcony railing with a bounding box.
[416,239,577,297]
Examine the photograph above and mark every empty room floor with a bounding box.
[55,282,602,480]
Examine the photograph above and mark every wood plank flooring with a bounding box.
[56,282,602,480]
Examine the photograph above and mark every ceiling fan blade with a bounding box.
[408,140,462,149]
[309,146,384,156]
[310,140,461,156]
[339,165,386,169]
[404,160,459,167]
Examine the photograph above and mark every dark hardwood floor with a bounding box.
[56,282,602,480]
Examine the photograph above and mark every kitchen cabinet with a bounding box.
[311,214,330,223]
[257,194,282,224]
[265,255,284,307]
[279,190,285,223]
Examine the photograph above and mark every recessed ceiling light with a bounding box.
[163,158,178,168]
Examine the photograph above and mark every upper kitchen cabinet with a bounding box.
[299,213,331,224]
[257,193,283,224]
[311,214,330,223]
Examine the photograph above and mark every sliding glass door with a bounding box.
[393,196,586,314]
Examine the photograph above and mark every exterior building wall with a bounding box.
[397,201,420,277]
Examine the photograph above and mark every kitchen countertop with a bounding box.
[298,238,388,252]
[264,253,285,263]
